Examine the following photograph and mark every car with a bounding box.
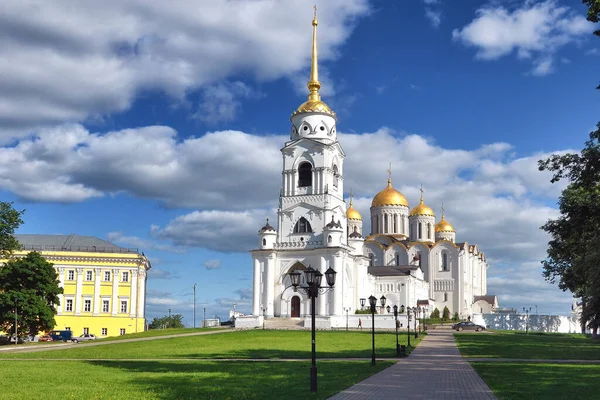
[39,335,53,342]
[76,334,97,342]
[452,321,485,332]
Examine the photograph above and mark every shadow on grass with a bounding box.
[88,359,394,400]
[455,332,600,360]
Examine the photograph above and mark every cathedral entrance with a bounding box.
[291,296,301,318]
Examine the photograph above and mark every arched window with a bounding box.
[395,253,400,266]
[332,165,339,187]
[393,214,398,233]
[384,214,388,233]
[298,162,312,187]
[427,223,431,239]
[293,217,312,233]
[402,216,406,233]
[262,238,266,245]
[328,235,332,244]
[418,222,422,239]
[443,292,448,302]
[369,253,375,267]
[442,253,448,271]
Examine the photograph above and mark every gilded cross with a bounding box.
[420,183,424,200]
[387,162,392,182]
[441,203,445,217]
[313,4,317,18]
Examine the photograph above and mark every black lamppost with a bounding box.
[414,307,418,338]
[360,298,366,310]
[405,305,411,347]
[423,306,428,331]
[288,266,336,393]
[344,307,351,331]
[523,306,532,334]
[393,304,404,356]
[368,295,386,366]
[262,306,266,330]
[386,305,391,314]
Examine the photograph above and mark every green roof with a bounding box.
[15,234,138,254]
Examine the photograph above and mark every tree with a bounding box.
[453,312,460,322]
[442,306,450,321]
[0,201,25,257]
[584,0,600,37]
[0,252,63,337]
[538,123,600,335]
[148,314,185,329]
[430,308,440,319]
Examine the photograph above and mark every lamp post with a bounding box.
[368,295,385,366]
[193,283,197,328]
[406,306,411,347]
[288,265,336,393]
[386,305,391,314]
[523,306,532,334]
[203,307,206,328]
[360,298,366,310]
[262,306,266,330]
[14,299,17,347]
[423,306,428,331]
[393,305,402,356]
[414,307,418,338]
[344,307,351,331]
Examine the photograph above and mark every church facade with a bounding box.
[250,12,497,327]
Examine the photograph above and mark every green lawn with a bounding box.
[471,362,600,400]
[455,332,600,360]
[0,359,394,400]
[0,330,422,360]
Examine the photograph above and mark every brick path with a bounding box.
[329,330,497,400]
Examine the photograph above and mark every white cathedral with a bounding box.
[249,12,498,328]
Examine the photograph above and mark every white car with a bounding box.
[76,334,97,342]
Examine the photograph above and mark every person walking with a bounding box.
[358,318,362,329]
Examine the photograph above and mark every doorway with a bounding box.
[291,296,300,318]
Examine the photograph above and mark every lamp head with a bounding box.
[380,295,387,307]
[305,266,316,285]
[324,267,337,287]
[393,304,398,317]
[289,270,301,288]
[360,298,366,307]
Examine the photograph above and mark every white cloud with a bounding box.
[586,48,599,55]
[0,0,370,142]
[106,231,188,254]
[203,259,222,270]
[452,0,594,75]
[194,81,258,125]
[425,8,442,28]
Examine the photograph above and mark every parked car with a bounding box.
[76,334,97,342]
[452,321,485,332]
[39,335,53,342]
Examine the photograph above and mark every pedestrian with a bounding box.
[358,318,362,329]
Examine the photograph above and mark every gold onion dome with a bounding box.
[346,200,362,220]
[371,179,409,207]
[435,206,455,232]
[291,6,336,119]
[409,186,435,216]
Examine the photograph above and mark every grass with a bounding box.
[454,332,600,360]
[471,362,600,400]
[0,359,394,400]
[94,327,220,341]
[0,330,423,360]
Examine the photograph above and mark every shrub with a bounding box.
[430,308,440,319]
[442,306,450,321]
[452,312,459,322]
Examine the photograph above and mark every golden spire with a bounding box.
[387,162,392,185]
[410,183,435,216]
[307,4,321,101]
[349,188,354,205]
[441,203,445,219]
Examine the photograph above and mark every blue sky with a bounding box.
[1,0,598,323]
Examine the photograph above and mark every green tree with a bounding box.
[0,201,25,257]
[442,306,450,321]
[431,308,440,319]
[0,252,63,337]
[538,124,600,335]
[584,0,600,37]
[148,314,185,329]
[453,312,459,322]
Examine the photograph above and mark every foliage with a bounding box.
[0,201,25,257]
[0,360,395,400]
[430,308,440,319]
[442,306,450,320]
[538,123,600,334]
[584,0,600,37]
[354,309,372,314]
[453,312,460,322]
[148,314,185,329]
[0,252,62,337]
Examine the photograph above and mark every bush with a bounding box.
[355,309,371,314]
[452,312,459,322]
[430,308,440,319]
[442,306,450,321]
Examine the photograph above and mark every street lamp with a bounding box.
[287,265,336,393]
[393,305,403,356]
[386,305,391,314]
[344,307,351,331]
[360,298,366,310]
[414,307,418,339]
[423,306,428,331]
[405,306,411,347]
[368,295,385,366]
[523,306,532,334]
[262,306,266,330]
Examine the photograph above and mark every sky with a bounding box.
[1,0,598,324]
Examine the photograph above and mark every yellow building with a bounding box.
[10,234,151,337]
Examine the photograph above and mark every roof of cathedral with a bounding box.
[371,179,409,208]
[291,8,336,119]
[474,295,498,306]
[435,205,455,232]
[368,265,416,277]
[349,230,363,239]
[409,186,434,217]
[15,234,137,254]
[259,218,276,233]
[324,216,342,229]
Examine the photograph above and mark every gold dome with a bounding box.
[435,205,455,232]
[410,199,435,217]
[292,99,335,117]
[371,180,409,207]
[346,201,362,220]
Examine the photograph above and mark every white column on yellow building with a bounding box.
[266,255,275,317]
[111,268,120,315]
[130,269,138,317]
[57,267,65,315]
[253,259,261,316]
[138,269,146,318]
[93,268,101,315]
[75,267,83,315]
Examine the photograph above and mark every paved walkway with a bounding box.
[329,330,497,400]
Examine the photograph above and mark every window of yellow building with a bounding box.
[65,299,73,311]
[104,271,111,281]
[86,270,93,281]
[84,299,91,312]
[68,270,75,280]
[102,300,109,313]
[101,328,107,336]
[120,300,127,313]
[122,271,129,282]
[120,328,125,335]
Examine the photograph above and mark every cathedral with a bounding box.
[249,11,497,328]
